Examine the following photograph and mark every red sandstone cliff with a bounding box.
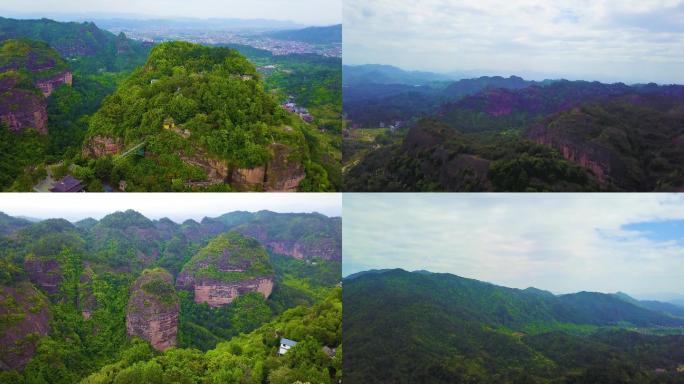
[35,71,73,97]
[82,136,124,158]
[23,257,61,295]
[125,269,179,351]
[0,282,51,371]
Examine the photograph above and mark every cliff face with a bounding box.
[0,282,51,371]
[23,257,61,295]
[230,144,306,192]
[176,232,275,307]
[126,269,179,351]
[0,76,48,135]
[82,136,124,158]
[179,276,273,307]
[35,71,73,97]
[237,225,341,261]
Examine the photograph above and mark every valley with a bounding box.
[344,269,684,384]
[0,209,341,383]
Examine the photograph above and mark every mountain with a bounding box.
[176,232,275,307]
[0,39,72,135]
[613,292,684,318]
[90,17,303,32]
[0,17,150,73]
[343,64,454,86]
[0,211,32,236]
[265,24,341,44]
[0,210,341,382]
[344,269,684,383]
[346,79,684,191]
[81,41,334,191]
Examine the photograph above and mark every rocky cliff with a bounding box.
[126,269,179,351]
[23,256,61,295]
[82,136,124,158]
[35,71,73,97]
[0,76,48,135]
[0,281,51,371]
[176,232,274,307]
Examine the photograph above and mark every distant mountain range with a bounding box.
[344,269,684,383]
[0,13,305,31]
[343,64,457,86]
[265,24,341,44]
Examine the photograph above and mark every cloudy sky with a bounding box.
[0,0,340,25]
[0,193,341,222]
[344,0,684,84]
[343,194,684,298]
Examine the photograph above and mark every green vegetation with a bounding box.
[182,232,274,282]
[344,269,684,383]
[345,119,600,191]
[0,17,150,74]
[0,210,340,383]
[83,288,341,384]
[345,78,684,192]
[75,41,336,191]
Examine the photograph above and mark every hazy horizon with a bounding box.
[0,0,341,26]
[343,194,684,299]
[0,193,342,223]
[344,0,684,84]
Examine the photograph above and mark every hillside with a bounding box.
[0,17,150,73]
[344,269,684,383]
[0,210,341,383]
[0,19,146,192]
[79,41,335,191]
[264,24,342,44]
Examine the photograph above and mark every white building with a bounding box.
[278,338,298,355]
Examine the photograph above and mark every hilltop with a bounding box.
[78,41,335,191]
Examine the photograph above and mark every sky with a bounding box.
[0,193,341,222]
[343,193,684,299]
[344,0,684,84]
[0,0,341,26]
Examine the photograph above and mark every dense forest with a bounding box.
[344,269,684,384]
[344,75,684,192]
[0,17,342,192]
[0,210,341,383]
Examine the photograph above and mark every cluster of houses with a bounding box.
[282,97,314,123]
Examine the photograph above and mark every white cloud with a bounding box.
[343,193,684,296]
[344,0,684,83]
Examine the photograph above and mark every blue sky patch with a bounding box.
[622,220,684,244]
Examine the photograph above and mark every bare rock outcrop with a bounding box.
[0,282,51,371]
[82,136,124,158]
[126,269,179,351]
[176,232,275,307]
[23,256,61,295]
[35,71,73,97]
[265,143,306,192]
[0,77,48,135]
